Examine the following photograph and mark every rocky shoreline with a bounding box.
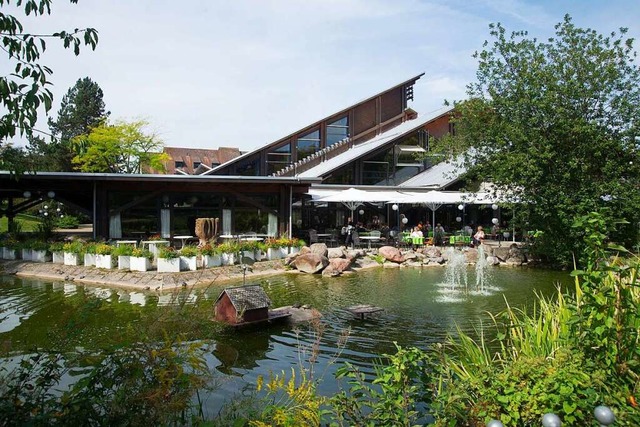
[0,242,531,291]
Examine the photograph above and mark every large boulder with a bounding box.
[465,248,479,264]
[293,253,329,274]
[309,243,328,257]
[327,247,346,259]
[491,247,510,262]
[353,257,379,269]
[506,244,526,265]
[328,257,352,273]
[422,247,442,258]
[378,246,405,263]
[322,265,341,277]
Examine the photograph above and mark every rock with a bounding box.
[346,249,365,258]
[284,252,301,266]
[327,247,346,259]
[378,246,405,263]
[293,253,329,274]
[422,247,441,258]
[434,256,445,264]
[486,256,501,266]
[329,257,352,273]
[322,265,340,277]
[465,248,479,263]
[506,256,525,266]
[353,257,379,269]
[405,260,423,268]
[309,243,328,257]
[492,247,510,261]
[383,261,400,268]
[403,251,418,261]
[299,246,311,255]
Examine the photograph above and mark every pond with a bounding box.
[0,265,570,416]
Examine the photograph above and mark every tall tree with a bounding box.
[446,15,640,265]
[0,0,98,148]
[47,77,109,170]
[72,119,169,174]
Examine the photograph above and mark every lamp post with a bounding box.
[392,204,399,230]
[458,203,465,230]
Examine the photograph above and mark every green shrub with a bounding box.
[113,244,134,256]
[179,245,198,257]
[55,215,80,229]
[62,241,84,255]
[158,246,179,259]
[131,247,153,260]
[94,243,113,255]
[49,242,65,253]
[198,244,220,256]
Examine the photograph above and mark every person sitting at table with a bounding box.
[473,225,485,246]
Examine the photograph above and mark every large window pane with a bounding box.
[297,130,321,160]
[327,116,349,147]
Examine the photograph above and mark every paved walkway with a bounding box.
[0,259,287,291]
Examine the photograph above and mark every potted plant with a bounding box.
[20,240,32,261]
[255,241,267,262]
[240,241,257,261]
[288,238,306,254]
[146,234,169,258]
[265,238,287,260]
[84,242,98,267]
[114,244,134,270]
[179,245,198,271]
[95,243,116,269]
[63,241,84,266]
[157,246,180,272]
[50,242,65,264]
[219,242,238,266]
[2,238,18,260]
[29,240,50,263]
[130,247,153,272]
[199,243,221,268]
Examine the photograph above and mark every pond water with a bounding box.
[0,265,570,415]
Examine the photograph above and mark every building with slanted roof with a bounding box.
[160,146,242,175]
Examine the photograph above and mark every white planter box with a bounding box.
[147,241,170,258]
[64,252,81,266]
[96,254,116,269]
[157,257,180,272]
[52,251,64,264]
[21,249,32,261]
[221,252,236,266]
[84,253,96,267]
[267,247,286,260]
[203,254,222,268]
[31,249,50,263]
[254,250,264,262]
[179,255,197,271]
[289,246,301,255]
[118,255,131,270]
[3,248,17,260]
[241,250,255,261]
[130,256,151,272]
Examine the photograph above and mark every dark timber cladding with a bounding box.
[0,172,319,239]
[208,74,424,177]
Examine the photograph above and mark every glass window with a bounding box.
[363,161,390,185]
[236,157,260,176]
[326,116,349,147]
[296,130,320,160]
[193,161,201,169]
[175,161,185,168]
[267,142,291,175]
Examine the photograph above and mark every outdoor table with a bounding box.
[140,240,169,257]
[239,237,264,242]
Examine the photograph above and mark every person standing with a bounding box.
[473,225,485,246]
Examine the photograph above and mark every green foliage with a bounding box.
[179,245,198,257]
[446,15,640,266]
[62,240,84,254]
[55,215,80,229]
[428,211,640,425]
[0,0,98,150]
[329,344,432,426]
[94,243,113,255]
[48,241,64,253]
[71,119,169,173]
[198,243,220,256]
[131,247,153,260]
[113,244,134,256]
[158,246,179,259]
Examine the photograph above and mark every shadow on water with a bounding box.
[0,266,570,412]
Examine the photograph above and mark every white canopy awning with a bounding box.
[315,187,410,212]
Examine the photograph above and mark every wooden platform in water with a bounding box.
[346,304,384,319]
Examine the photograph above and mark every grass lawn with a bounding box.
[0,214,42,233]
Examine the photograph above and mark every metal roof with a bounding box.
[216,285,271,311]
[298,108,452,179]
[398,155,466,188]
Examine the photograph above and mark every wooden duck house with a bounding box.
[214,285,290,326]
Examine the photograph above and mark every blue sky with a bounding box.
[10,0,640,151]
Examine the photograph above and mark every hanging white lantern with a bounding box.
[47,191,55,198]
[458,204,464,211]
[456,216,462,222]
[402,217,408,224]
[23,191,31,198]
[492,218,499,225]
[492,204,499,210]
[391,204,398,211]
[358,209,364,215]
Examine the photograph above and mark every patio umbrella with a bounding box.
[316,188,408,217]
[392,191,472,228]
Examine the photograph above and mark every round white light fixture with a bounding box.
[43,205,48,209]
[402,217,408,224]
[456,216,462,222]
[391,204,398,211]
[457,204,464,211]
[23,191,31,198]
[47,191,55,198]
[492,204,499,210]
[43,212,48,216]
[358,209,364,215]
[492,218,499,225]
[56,208,61,212]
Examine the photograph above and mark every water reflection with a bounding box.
[0,267,570,410]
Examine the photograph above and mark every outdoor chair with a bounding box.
[308,229,318,244]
